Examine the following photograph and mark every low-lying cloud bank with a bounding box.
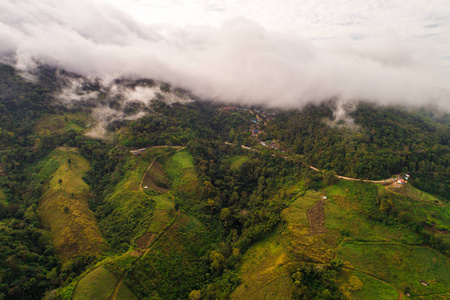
[1,0,449,112]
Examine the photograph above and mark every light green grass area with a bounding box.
[232,233,294,300]
[72,266,117,300]
[230,155,250,170]
[325,198,420,244]
[165,149,199,194]
[336,241,450,296]
[281,190,321,224]
[34,113,89,136]
[339,270,399,300]
[37,147,107,262]
[152,194,174,210]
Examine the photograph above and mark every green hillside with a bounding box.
[37,147,107,262]
[55,148,206,299]
[232,182,450,299]
[0,64,448,300]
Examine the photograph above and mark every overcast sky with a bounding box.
[1,0,449,110]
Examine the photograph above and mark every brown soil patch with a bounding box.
[0,164,6,177]
[142,161,169,193]
[307,199,326,235]
[130,249,144,257]
[136,232,156,249]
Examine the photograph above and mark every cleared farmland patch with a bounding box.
[142,161,169,193]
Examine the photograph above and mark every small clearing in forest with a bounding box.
[136,232,156,249]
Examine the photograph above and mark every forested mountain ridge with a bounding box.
[0,64,448,299]
[268,103,449,198]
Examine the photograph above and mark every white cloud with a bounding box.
[0,0,449,112]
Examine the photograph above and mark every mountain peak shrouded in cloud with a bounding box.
[0,0,449,112]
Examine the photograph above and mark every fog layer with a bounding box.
[1,0,449,111]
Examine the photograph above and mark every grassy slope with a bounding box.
[233,181,450,299]
[230,155,250,170]
[326,184,421,244]
[72,266,117,300]
[37,147,107,262]
[231,232,294,300]
[339,270,399,300]
[71,260,138,300]
[337,241,450,296]
[116,282,139,300]
[383,184,450,231]
[165,149,199,194]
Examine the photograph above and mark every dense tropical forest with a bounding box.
[0,63,449,299]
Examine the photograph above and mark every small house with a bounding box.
[419,280,429,286]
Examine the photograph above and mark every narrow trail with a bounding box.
[224,141,393,184]
[140,156,157,191]
[109,274,125,300]
[305,164,392,183]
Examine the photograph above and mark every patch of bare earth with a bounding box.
[307,199,326,235]
[136,232,156,249]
